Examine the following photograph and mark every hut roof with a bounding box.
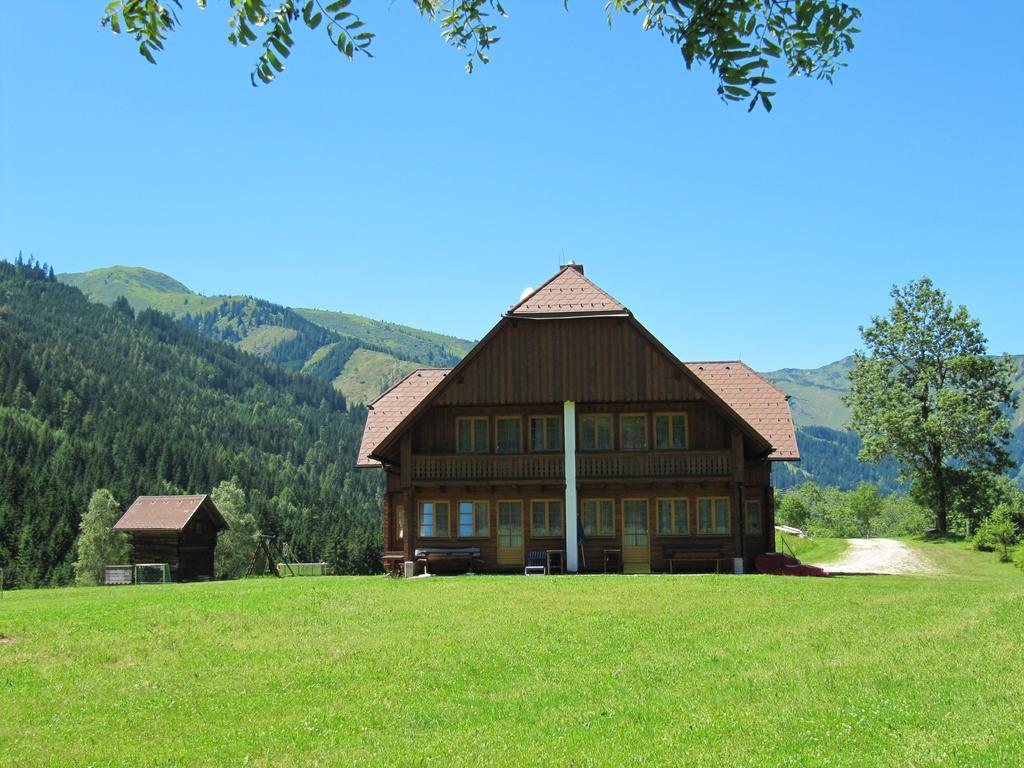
[113,494,229,532]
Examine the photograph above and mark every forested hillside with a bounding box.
[59,267,474,403]
[0,259,382,587]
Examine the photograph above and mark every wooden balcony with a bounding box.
[412,454,564,482]
[577,451,731,480]
[411,451,731,482]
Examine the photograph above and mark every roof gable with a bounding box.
[359,265,799,465]
[685,362,800,461]
[357,368,450,467]
[509,264,627,317]
[113,495,229,532]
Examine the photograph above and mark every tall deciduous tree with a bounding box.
[99,1,860,111]
[212,478,259,578]
[73,489,131,586]
[845,278,1018,532]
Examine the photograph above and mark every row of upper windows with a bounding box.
[398,498,763,539]
[455,413,689,453]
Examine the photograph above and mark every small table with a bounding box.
[546,549,565,575]
[603,548,622,574]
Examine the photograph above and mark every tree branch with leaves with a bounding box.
[100,0,860,110]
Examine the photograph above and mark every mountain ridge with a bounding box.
[59,266,476,404]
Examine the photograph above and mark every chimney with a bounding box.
[560,261,584,275]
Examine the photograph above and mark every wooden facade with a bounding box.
[358,264,798,575]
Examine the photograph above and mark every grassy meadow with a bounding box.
[775,532,849,564]
[2,542,1023,767]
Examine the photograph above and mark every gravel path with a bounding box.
[815,538,937,575]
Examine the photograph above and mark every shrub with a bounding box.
[973,504,1018,562]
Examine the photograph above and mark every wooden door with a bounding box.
[497,501,524,567]
[622,498,651,574]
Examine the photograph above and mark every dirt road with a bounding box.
[815,538,937,575]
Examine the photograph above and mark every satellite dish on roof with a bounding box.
[518,286,535,302]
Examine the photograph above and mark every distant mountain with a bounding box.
[59,267,475,404]
[764,355,1024,491]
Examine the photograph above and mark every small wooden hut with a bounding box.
[113,495,229,582]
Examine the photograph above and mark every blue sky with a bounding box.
[1,2,1021,371]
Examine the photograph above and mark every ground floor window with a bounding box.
[657,498,689,535]
[420,501,450,537]
[745,500,762,535]
[697,497,730,535]
[531,499,563,537]
[396,504,405,541]
[622,499,649,545]
[581,499,614,537]
[458,500,490,537]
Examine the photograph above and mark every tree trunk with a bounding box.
[930,444,947,532]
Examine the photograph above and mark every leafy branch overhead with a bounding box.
[100,0,860,110]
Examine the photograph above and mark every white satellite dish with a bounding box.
[518,286,535,302]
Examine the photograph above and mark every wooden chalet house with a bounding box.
[357,264,799,575]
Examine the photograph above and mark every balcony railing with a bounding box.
[411,451,731,482]
[577,451,731,480]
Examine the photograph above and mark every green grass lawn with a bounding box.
[775,532,850,564]
[2,545,1023,767]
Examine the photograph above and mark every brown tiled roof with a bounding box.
[357,368,450,467]
[684,361,800,461]
[508,264,628,317]
[113,495,228,532]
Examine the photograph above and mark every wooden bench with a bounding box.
[665,550,731,574]
[382,552,405,577]
[414,547,483,575]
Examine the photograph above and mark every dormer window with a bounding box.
[456,417,488,453]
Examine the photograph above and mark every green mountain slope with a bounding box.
[765,355,1024,491]
[294,307,473,367]
[0,259,382,587]
[59,267,475,403]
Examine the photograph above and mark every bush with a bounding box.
[973,504,1018,562]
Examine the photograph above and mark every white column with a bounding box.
[563,400,578,573]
